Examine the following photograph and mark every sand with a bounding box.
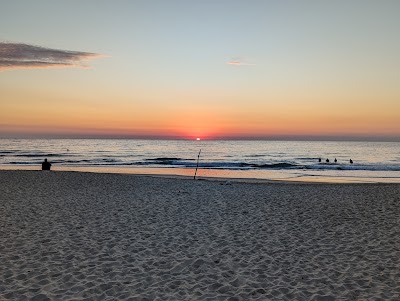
[1,170,399,301]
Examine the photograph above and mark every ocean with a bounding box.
[1,139,399,183]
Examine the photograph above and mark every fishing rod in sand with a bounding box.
[194,149,201,180]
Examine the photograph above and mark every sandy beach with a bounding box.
[1,170,399,301]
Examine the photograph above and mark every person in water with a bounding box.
[350,159,353,164]
[326,158,330,163]
[318,158,322,162]
[334,158,337,163]
[42,158,52,170]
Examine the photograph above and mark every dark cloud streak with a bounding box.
[0,42,103,71]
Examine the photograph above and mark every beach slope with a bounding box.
[1,170,399,300]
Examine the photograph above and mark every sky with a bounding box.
[1,0,399,140]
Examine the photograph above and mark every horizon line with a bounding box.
[0,135,399,142]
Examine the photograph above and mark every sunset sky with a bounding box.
[1,1,399,140]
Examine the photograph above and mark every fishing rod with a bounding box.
[194,149,201,180]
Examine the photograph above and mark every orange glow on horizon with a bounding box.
[1,85,400,140]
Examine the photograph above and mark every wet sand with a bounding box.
[1,170,400,300]
[2,165,400,183]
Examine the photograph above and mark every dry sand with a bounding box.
[1,170,399,301]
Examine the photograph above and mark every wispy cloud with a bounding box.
[226,57,255,66]
[0,42,103,71]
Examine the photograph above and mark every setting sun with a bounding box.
[1,2,400,300]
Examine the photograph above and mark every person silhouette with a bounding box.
[349,159,353,164]
[326,158,329,163]
[334,158,337,163]
[318,158,321,163]
[42,158,52,170]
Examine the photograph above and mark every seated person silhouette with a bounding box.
[326,158,329,163]
[334,158,337,163]
[350,159,353,164]
[42,158,52,170]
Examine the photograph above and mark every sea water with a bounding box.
[1,139,399,183]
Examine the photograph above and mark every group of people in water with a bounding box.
[318,158,353,164]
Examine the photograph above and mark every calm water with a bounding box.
[1,139,400,182]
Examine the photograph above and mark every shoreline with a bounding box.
[1,165,400,184]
